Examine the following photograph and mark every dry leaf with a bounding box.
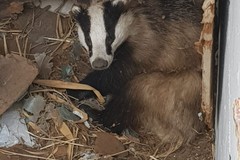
[34,53,53,79]
[0,1,24,19]
[59,122,74,160]
[59,122,74,140]
[54,145,68,158]
[94,132,127,157]
[8,2,24,14]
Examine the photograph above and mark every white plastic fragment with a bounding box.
[33,0,74,16]
[198,112,203,121]
[23,95,46,123]
[79,151,99,160]
[0,125,19,148]
[0,103,35,148]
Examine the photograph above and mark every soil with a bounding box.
[0,2,214,160]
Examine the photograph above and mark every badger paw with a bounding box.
[66,89,96,101]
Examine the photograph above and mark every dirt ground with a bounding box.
[0,1,214,160]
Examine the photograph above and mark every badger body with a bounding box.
[70,0,204,147]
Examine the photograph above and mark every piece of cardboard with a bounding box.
[0,54,38,115]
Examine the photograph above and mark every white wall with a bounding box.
[215,0,240,159]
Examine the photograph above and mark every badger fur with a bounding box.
[70,0,204,148]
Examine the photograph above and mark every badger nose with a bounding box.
[92,58,108,70]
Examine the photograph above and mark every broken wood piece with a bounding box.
[0,54,38,115]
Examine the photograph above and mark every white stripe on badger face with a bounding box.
[88,4,113,68]
[77,25,88,51]
[72,6,89,51]
[111,12,134,53]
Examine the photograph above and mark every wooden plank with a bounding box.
[195,0,215,128]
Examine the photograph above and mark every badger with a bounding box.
[69,0,204,148]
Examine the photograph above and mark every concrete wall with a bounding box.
[215,0,240,159]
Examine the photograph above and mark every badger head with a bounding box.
[72,0,134,70]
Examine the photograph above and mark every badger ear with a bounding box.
[111,0,128,6]
[72,0,92,10]
[71,0,92,16]
[71,5,81,14]
[111,0,145,7]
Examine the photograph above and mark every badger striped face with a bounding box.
[72,1,133,70]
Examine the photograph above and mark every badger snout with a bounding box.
[91,58,109,70]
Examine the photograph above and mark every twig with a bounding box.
[28,132,92,148]
[27,121,49,137]
[56,14,60,39]
[23,37,29,57]
[15,34,22,56]
[44,37,71,43]
[44,41,59,47]
[30,89,64,95]
[29,89,72,105]
[50,24,75,56]
[149,155,159,160]
[40,138,77,150]
[40,141,62,150]
[29,42,43,52]
[0,149,55,160]
[46,146,58,159]
[0,18,11,27]
[31,9,35,28]
[2,33,8,55]
[22,6,49,37]
[0,29,22,33]
[21,149,47,156]
[103,149,130,158]
[28,43,32,54]
[58,14,64,38]
[129,149,160,160]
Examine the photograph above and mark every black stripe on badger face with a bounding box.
[103,1,125,55]
[73,7,93,57]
